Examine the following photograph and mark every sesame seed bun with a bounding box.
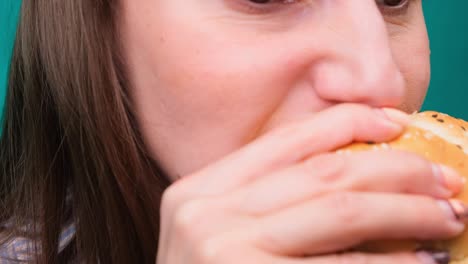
[337,111,468,263]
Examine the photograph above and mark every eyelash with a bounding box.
[378,0,412,16]
[227,0,303,15]
[230,0,414,16]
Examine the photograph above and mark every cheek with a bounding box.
[123,11,307,176]
[145,22,307,135]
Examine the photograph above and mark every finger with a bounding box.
[270,251,449,264]
[229,151,464,215]
[252,192,465,256]
[173,104,410,198]
[161,105,409,256]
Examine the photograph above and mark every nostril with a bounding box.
[311,61,406,108]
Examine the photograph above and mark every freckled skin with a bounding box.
[119,0,430,179]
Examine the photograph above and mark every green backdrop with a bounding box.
[421,0,468,118]
[0,1,20,113]
[1,1,467,118]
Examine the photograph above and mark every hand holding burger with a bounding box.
[338,111,468,264]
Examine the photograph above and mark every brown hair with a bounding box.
[0,1,171,263]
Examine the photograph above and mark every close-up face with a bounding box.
[119,0,431,180]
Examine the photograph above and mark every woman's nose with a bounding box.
[310,0,405,108]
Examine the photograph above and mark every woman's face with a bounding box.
[119,0,430,180]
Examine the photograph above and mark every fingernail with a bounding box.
[448,199,468,221]
[381,108,411,125]
[416,250,450,264]
[433,164,465,194]
[437,200,465,231]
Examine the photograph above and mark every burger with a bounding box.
[337,111,468,264]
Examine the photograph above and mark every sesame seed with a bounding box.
[432,114,438,118]
[424,132,434,139]
[403,134,412,139]
[437,119,445,123]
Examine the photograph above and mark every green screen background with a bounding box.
[422,0,468,118]
[0,0,20,113]
[1,1,467,117]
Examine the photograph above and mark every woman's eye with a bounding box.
[247,0,293,3]
[229,0,412,16]
[376,0,411,15]
[227,0,300,15]
[379,0,408,7]
[246,0,410,7]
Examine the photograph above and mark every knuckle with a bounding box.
[161,180,189,211]
[161,186,179,212]
[160,177,197,214]
[173,199,209,238]
[326,192,362,223]
[194,237,226,264]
